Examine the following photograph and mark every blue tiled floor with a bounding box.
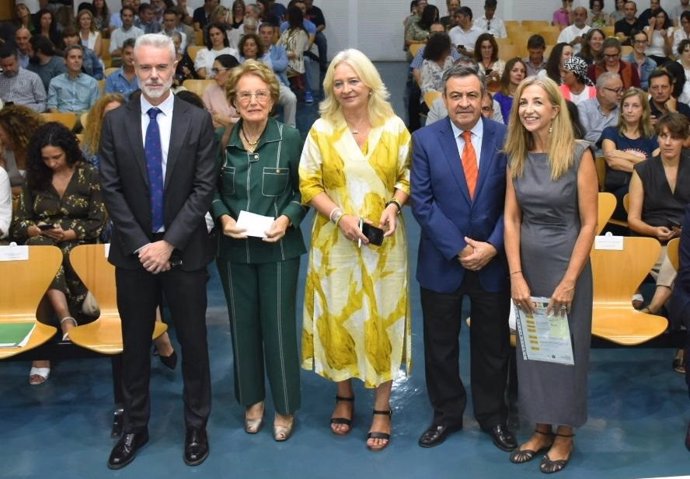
[2,63,690,479]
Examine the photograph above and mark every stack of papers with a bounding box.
[0,323,35,348]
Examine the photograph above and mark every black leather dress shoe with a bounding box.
[184,428,209,466]
[484,424,517,451]
[418,423,462,448]
[107,431,149,470]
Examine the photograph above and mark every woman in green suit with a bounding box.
[212,60,307,442]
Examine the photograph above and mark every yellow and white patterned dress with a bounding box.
[299,115,412,388]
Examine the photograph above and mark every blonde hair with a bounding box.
[319,49,395,127]
[505,76,575,180]
[225,59,280,107]
[82,93,126,155]
[77,9,96,32]
[618,87,654,138]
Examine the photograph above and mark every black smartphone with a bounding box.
[361,223,384,246]
[38,223,55,230]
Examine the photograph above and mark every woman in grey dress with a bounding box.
[504,76,598,474]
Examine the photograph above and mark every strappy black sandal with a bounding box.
[509,429,554,464]
[540,432,574,474]
[330,395,355,435]
[366,409,392,452]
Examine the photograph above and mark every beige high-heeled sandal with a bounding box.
[244,401,264,434]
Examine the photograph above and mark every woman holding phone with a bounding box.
[299,48,411,451]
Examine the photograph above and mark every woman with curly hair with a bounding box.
[0,105,44,193]
[474,32,505,85]
[81,93,126,168]
[11,122,107,385]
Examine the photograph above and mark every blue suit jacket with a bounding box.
[411,116,508,294]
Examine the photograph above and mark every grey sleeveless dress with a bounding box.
[512,141,592,427]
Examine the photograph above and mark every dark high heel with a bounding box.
[330,395,355,435]
[366,409,392,452]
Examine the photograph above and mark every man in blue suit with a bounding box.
[411,64,516,451]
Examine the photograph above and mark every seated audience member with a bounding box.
[228,14,258,50]
[493,57,527,122]
[553,0,574,30]
[672,11,690,54]
[601,87,658,219]
[628,112,690,316]
[405,3,437,52]
[544,42,574,83]
[11,122,106,385]
[669,0,690,27]
[15,27,33,69]
[278,7,310,98]
[91,0,111,37]
[560,56,597,105]
[108,0,128,32]
[473,0,507,39]
[623,29,657,90]
[524,34,547,77]
[259,21,297,127]
[677,40,690,104]
[202,54,240,130]
[195,22,238,79]
[643,8,673,66]
[0,166,10,244]
[172,31,198,88]
[420,32,453,97]
[104,38,138,98]
[474,32,504,85]
[229,0,245,28]
[648,68,690,122]
[449,6,482,58]
[62,29,103,80]
[77,9,103,58]
[304,0,327,71]
[610,0,626,24]
[28,35,67,92]
[0,105,45,192]
[81,93,126,168]
[48,45,100,114]
[663,61,689,105]
[136,2,162,33]
[14,3,35,35]
[439,0,457,30]
[588,0,610,27]
[161,7,187,52]
[193,0,219,31]
[578,71,623,146]
[557,6,591,54]
[577,28,605,66]
[35,9,62,51]
[408,22,458,131]
[615,0,642,45]
[427,88,504,125]
[0,47,47,112]
[110,6,144,66]
[588,37,640,88]
[238,32,271,67]
[638,0,668,29]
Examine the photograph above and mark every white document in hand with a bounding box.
[236,210,275,238]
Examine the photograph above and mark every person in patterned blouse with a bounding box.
[11,122,106,385]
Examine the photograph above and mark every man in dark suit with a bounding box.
[411,64,516,451]
[99,33,217,469]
